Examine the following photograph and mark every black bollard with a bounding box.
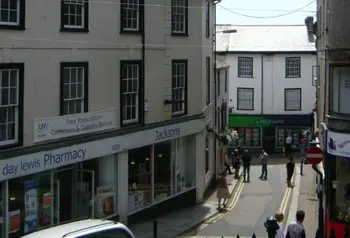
[152,206,158,238]
[264,216,280,238]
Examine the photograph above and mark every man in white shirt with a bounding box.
[285,135,292,156]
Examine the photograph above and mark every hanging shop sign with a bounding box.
[327,130,350,157]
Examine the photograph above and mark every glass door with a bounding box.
[76,170,95,220]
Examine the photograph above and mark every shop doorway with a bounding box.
[76,169,95,220]
[263,127,276,153]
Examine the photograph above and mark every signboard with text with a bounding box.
[327,130,350,157]
[33,109,117,143]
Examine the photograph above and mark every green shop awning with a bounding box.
[229,114,313,127]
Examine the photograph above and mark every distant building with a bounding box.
[216,25,316,153]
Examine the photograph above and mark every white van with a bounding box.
[20,219,136,238]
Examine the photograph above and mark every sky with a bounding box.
[216,0,317,25]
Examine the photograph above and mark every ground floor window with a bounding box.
[231,127,261,147]
[330,156,350,222]
[0,182,4,237]
[276,127,308,148]
[128,136,196,213]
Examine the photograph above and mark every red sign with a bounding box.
[306,146,324,164]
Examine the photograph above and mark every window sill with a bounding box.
[237,76,253,78]
[120,120,141,128]
[0,24,25,30]
[0,141,22,151]
[172,112,187,118]
[60,27,89,33]
[171,32,189,37]
[285,76,301,79]
[284,109,302,111]
[120,29,142,34]
[236,108,254,111]
[326,114,350,121]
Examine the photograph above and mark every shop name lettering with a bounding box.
[256,120,284,125]
[2,149,86,176]
[155,128,181,141]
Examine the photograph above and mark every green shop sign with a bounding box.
[229,114,312,127]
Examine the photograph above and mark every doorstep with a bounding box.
[129,174,241,238]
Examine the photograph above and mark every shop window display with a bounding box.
[231,127,261,147]
[128,146,152,212]
[276,127,308,148]
[154,141,172,202]
[8,172,52,238]
[0,183,4,237]
[332,157,350,222]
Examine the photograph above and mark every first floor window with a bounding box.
[0,0,25,28]
[61,0,89,31]
[206,57,211,105]
[231,127,261,147]
[172,60,187,116]
[237,87,253,110]
[276,127,307,148]
[238,57,253,78]
[171,0,188,34]
[121,0,140,31]
[285,57,301,78]
[284,88,301,111]
[60,62,88,115]
[121,60,142,125]
[0,63,23,147]
[330,66,350,114]
[205,134,209,173]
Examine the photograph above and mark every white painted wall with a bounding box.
[224,53,316,114]
[0,0,215,147]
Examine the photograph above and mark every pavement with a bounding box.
[129,172,240,238]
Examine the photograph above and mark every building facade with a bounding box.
[216,25,317,152]
[0,0,217,237]
[308,0,350,236]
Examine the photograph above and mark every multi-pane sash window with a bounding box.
[61,0,89,31]
[285,88,301,111]
[172,60,187,115]
[61,63,88,115]
[0,0,19,25]
[330,66,350,114]
[121,0,140,31]
[121,62,140,124]
[238,57,253,78]
[206,57,210,105]
[205,0,210,38]
[237,88,254,110]
[171,0,188,35]
[286,57,301,78]
[0,64,23,147]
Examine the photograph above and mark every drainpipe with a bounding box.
[141,1,146,125]
[261,54,264,114]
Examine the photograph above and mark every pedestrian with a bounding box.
[259,149,268,180]
[285,135,292,156]
[275,212,284,238]
[286,157,295,187]
[286,210,306,238]
[216,171,229,209]
[299,135,306,155]
[224,151,232,175]
[241,150,251,182]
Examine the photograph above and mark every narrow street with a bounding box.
[188,163,291,237]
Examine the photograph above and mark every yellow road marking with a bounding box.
[278,172,296,215]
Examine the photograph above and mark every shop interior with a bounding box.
[276,127,309,148]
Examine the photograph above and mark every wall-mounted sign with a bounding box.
[229,114,312,127]
[33,109,117,143]
[327,130,350,157]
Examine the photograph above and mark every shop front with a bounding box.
[0,116,205,238]
[323,129,350,237]
[228,114,313,152]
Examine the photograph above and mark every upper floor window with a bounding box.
[217,70,220,96]
[171,0,188,36]
[330,66,350,114]
[60,62,89,115]
[172,60,187,116]
[0,0,25,30]
[120,0,142,32]
[61,0,89,32]
[238,57,253,78]
[237,87,254,110]
[0,63,24,148]
[285,57,301,78]
[224,69,228,92]
[284,88,301,111]
[120,60,142,126]
[205,0,210,38]
[206,57,211,105]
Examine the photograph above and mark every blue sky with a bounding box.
[216,0,316,25]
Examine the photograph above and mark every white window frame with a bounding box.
[121,0,140,31]
[238,57,253,78]
[171,0,187,34]
[0,69,19,147]
[0,0,20,26]
[284,88,301,111]
[62,0,85,29]
[121,64,139,124]
[172,61,186,115]
[62,67,85,115]
[237,88,254,110]
[330,66,350,114]
[285,57,301,78]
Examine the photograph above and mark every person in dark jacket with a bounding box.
[286,157,295,187]
[241,150,251,182]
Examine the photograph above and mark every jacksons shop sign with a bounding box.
[229,114,313,127]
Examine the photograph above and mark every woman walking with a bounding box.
[217,171,229,209]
